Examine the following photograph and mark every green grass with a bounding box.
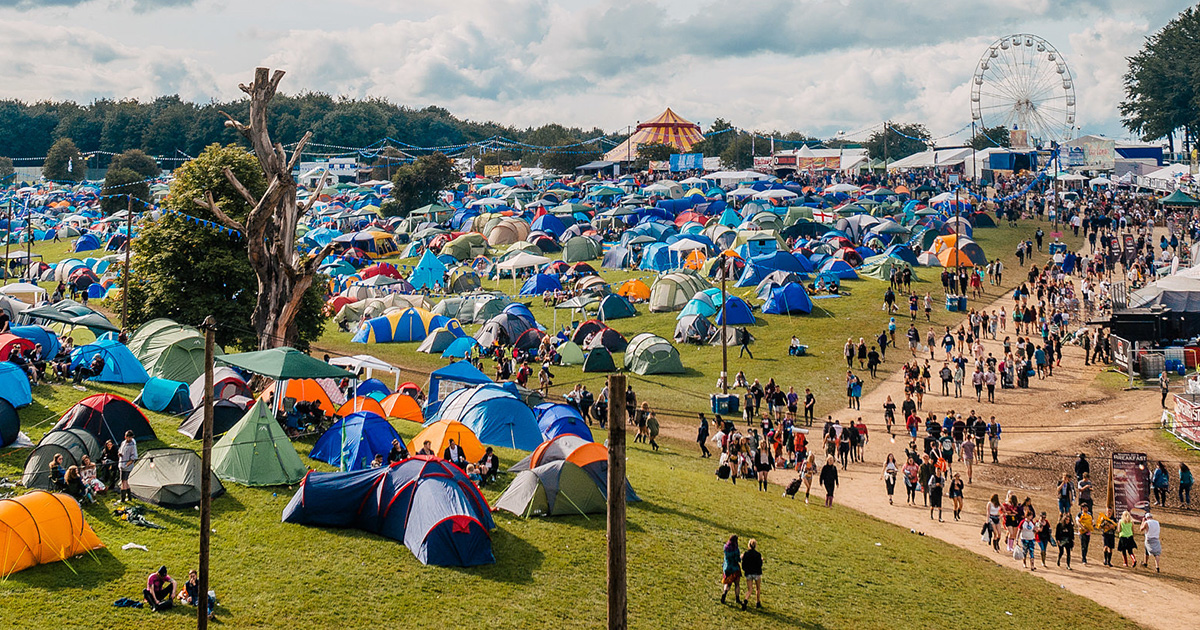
[1,382,1136,629]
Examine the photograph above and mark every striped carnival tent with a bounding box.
[603,108,704,162]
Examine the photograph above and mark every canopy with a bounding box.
[218,347,352,380]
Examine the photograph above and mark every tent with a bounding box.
[352,308,444,343]
[616,279,651,301]
[597,294,637,321]
[53,393,155,443]
[649,271,711,312]
[21,429,101,490]
[445,266,483,293]
[510,434,607,472]
[533,403,594,441]
[494,461,608,517]
[8,325,60,364]
[310,411,402,471]
[0,362,32,409]
[282,457,495,566]
[520,273,562,297]
[134,377,193,414]
[69,338,150,384]
[426,384,541,451]
[417,324,467,354]
[409,420,486,463]
[762,283,813,315]
[715,295,756,325]
[218,346,353,380]
[0,491,104,578]
[582,347,616,373]
[474,312,536,347]
[818,258,859,280]
[556,341,585,366]
[380,393,424,423]
[583,327,628,353]
[0,333,35,361]
[212,400,308,486]
[258,379,336,416]
[426,361,493,414]
[177,398,249,440]
[129,448,226,508]
[409,249,448,291]
[673,314,716,344]
[356,378,392,400]
[561,236,603,262]
[0,398,18,448]
[127,319,223,384]
[624,333,685,375]
[336,396,388,419]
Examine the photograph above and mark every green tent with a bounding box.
[556,341,586,366]
[218,347,352,380]
[128,319,225,384]
[624,333,685,375]
[581,348,616,373]
[597,294,637,321]
[493,460,608,517]
[1159,189,1200,207]
[561,236,603,263]
[649,270,711,313]
[211,400,308,486]
[442,233,488,261]
[859,256,917,282]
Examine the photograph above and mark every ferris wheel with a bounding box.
[970,34,1076,145]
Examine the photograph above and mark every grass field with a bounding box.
[0,382,1138,629]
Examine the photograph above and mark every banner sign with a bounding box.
[483,164,502,177]
[1063,137,1116,171]
[1172,394,1200,445]
[1110,452,1150,517]
[648,160,669,172]
[796,156,840,171]
[1111,335,1131,372]
[752,157,774,172]
[670,153,704,172]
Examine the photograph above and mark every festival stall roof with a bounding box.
[217,347,353,380]
[603,108,704,162]
[1159,189,1200,207]
[887,148,974,171]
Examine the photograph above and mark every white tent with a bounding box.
[495,252,551,271]
[703,170,772,184]
[0,282,47,305]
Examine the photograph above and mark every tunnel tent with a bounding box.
[624,333,685,375]
[212,400,308,486]
[21,429,101,490]
[127,319,223,384]
[0,491,105,578]
[648,270,711,312]
[128,448,225,508]
[134,377,193,414]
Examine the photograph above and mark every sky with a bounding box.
[0,0,1192,145]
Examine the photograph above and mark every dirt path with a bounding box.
[656,288,1200,630]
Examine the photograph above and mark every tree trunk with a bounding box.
[194,68,333,350]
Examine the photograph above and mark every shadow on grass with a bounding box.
[455,526,544,584]
[5,547,124,589]
[630,499,774,543]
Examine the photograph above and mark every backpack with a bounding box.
[785,478,803,497]
[716,464,731,480]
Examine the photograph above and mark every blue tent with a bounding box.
[601,245,634,270]
[282,458,495,566]
[638,243,672,271]
[426,361,493,414]
[716,295,756,326]
[881,244,919,266]
[0,362,32,408]
[410,249,448,291]
[356,378,391,400]
[441,336,480,358]
[520,273,562,297]
[502,302,539,328]
[819,258,859,280]
[529,214,566,238]
[135,377,193,413]
[751,250,814,273]
[427,384,541,451]
[533,403,594,441]
[762,283,813,315]
[310,411,401,471]
[72,233,101,252]
[9,325,60,361]
[69,338,150,384]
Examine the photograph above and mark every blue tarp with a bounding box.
[310,411,402,471]
[69,338,150,384]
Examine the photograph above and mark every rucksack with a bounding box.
[785,478,803,497]
[716,464,731,480]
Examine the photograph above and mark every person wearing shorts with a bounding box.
[741,539,763,610]
[118,430,137,503]
[1018,509,1038,571]
[1141,513,1162,572]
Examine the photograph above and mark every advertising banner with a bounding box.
[752,156,774,173]
[1172,394,1200,444]
[1109,452,1150,517]
[669,153,704,172]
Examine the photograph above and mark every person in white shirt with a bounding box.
[1141,512,1162,572]
[118,430,137,503]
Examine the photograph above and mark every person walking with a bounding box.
[819,455,839,508]
[949,472,965,521]
[987,417,1001,463]
[1141,511,1162,572]
[984,494,1002,552]
[1076,505,1093,565]
[928,468,945,522]
[118,430,137,503]
[1152,462,1170,507]
[1057,473,1076,517]
[741,539,764,610]
[1096,508,1118,567]
[1117,510,1138,568]
[697,414,711,458]
[647,412,660,452]
[882,454,898,505]
[1056,513,1075,569]
[753,441,772,492]
[1180,463,1193,508]
[803,388,815,427]
[720,535,743,606]
[1018,507,1038,571]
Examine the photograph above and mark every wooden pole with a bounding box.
[198,315,216,629]
[4,197,11,287]
[606,373,627,630]
[122,196,132,330]
[720,254,728,395]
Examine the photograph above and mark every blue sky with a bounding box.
[0,0,1191,144]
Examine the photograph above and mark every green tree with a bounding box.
[386,152,458,217]
[864,123,930,162]
[1121,6,1200,147]
[689,118,734,156]
[0,157,12,181]
[43,137,86,182]
[126,143,325,350]
[109,148,160,178]
[100,168,150,215]
[970,126,1011,150]
[719,134,772,170]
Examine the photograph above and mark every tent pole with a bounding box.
[606,373,627,630]
[197,315,216,630]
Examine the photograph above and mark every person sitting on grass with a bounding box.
[63,465,90,503]
[177,569,216,619]
[143,566,176,612]
[73,353,105,384]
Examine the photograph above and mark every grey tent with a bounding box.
[673,314,716,344]
[417,326,463,354]
[556,341,585,366]
[649,270,711,312]
[581,348,616,373]
[624,333,685,375]
[177,397,251,440]
[22,429,100,490]
[128,448,225,508]
[561,236,603,263]
[493,460,608,517]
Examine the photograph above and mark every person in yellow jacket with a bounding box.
[1095,509,1118,567]
[1076,505,1094,565]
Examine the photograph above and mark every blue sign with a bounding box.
[670,153,703,172]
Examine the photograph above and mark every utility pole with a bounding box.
[606,373,628,630]
[719,253,728,395]
[198,315,216,630]
[122,195,133,329]
[3,197,10,287]
[883,121,890,174]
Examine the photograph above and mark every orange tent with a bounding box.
[380,393,424,423]
[336,396,387,419]
[684,250,707,270]
[616,279,650,301]
[529,436,607,469]
[894,185,910,194]
[0,491,104,577]
[258,379,336,416]
[409,420,485,463]
[937,248,976,268]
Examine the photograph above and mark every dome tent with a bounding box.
[494,460,608,517]
[380,393,425,423]
[310,411,402,471]
[0,491,104,578]
[212,400,308,486]
[177,398,249,440]
[69,338,150,384]
[533,403,594,441]
[127,319,223,384]
[0,399,18,448]
[649,270,711,312]
[21,429,100,490]
[128,448,225,508]
[556,341,586,366]
[282,457,495,567]
[597,294,638,321]
[582,347,616,373]
[426,384,541,451]
[624,333,685,375]
[673,314,716,344]
[189,367,251,407]
[134,377,193,414]
[0,362,32,409]
[409,420,486,463]
[53,393,155,443]
[715,295,756,325]
[762,283,813,315]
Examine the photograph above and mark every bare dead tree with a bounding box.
[194,67,336,350]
